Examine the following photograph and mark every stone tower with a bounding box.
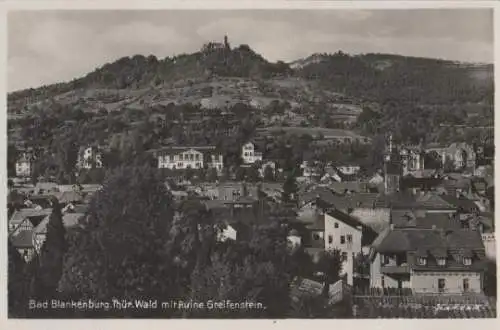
[384,134,402,194]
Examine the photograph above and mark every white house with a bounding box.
[337,165,361,176]
[259,160,277,178]
[156,146,224,172]
[324,210,364,285]
[241,142,263,164]
[77,146,103,169]
[16,152,32,177]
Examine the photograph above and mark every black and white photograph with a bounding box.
[4,1,497,321]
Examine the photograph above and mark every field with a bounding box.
[352,294,497,318]
[257,126,370,142]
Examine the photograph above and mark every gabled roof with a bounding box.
[10,230,34,248]
[10,208,52,224]
[373,228,485,255]
[415,193,456,210]
[326,208,364,230]
[34,213,85,234]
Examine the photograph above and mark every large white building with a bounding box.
[324,210,364,285]
[155,146,224,172]
[241,142,263,164]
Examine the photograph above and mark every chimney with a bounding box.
[390,224,394,230]
[432,225,437,230]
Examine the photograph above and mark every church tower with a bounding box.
[384,134,402,194]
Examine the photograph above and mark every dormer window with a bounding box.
[463,257,472,266]
[418,257,427,265]
[437,258,446,266]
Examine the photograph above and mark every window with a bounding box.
[463,279,470,292]
[340,236,345,244]
[463,257,472,266]
[334,223,339,228]
[189,154,194,161]
[328,235,333,244]
[438,278,446,292]
[437,258,446,266]
[347,234,353,243]
[342,252,348,261]
[195,154,200,161]
[418,257,427,266]
[313,233,320,241]
[381,276,385,288]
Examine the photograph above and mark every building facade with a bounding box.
[156,146,224,172]
[324,211,363,285]
[77,146,103,169]
[15,152,32,177]
[370,227,486,293]
[241,142,263,164]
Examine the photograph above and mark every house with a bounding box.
[77,145,103,169]
[10,230,36,262]
[241,142,263,164]
[217,182,259,201]
[33,182,59,195]
[426,142,476,170]
[370,226,486,293]
[337,164,361,176]
[15,152,32,177]
[399,145,425,175]
[324,209,366,285]
[153,146,224,172]
[9,208,52,235]
[33,212,84,252]
[259,160,277,179]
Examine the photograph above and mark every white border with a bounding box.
[0,1,499,330]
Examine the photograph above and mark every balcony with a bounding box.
[381,264,410,274]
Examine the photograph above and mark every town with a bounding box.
[7,35,496,319]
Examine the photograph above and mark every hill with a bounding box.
[7,40,494,149]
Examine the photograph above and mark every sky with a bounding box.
[7,9,494,92]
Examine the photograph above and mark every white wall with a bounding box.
[411,271,482,294]
[482,233,496,260]
[324,213,362,285]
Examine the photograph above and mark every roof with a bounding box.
[299,186,337,206]
[329,181,367,193]
[326,209,364,230]
[54,191,84,204]
[10,208,53,224]
[34,213,85,234]
[439,195,479,213]
[150,146,217,156]
[10,230,34,248]
[415,193,456,210]
[373,227,485,255]
[34,182,59,193]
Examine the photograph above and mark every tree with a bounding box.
[58,166,175,317]
[282,172,298,205]
[8,241,27,317]
[443,156,456,173]
[246,166,261,182]
[189,223,293,318]
[263,165,275,182]
[424,151,442,170]
[317,249,343,297]
[207,167,219,182]
[39,199,67,298]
